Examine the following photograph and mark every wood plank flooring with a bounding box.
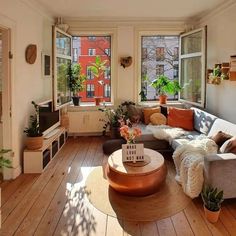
[1,136,236,236]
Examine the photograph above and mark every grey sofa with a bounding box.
[135,107,236,199]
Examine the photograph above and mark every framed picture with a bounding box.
[42,52,51,77]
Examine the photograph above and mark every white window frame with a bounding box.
[88,48,96,56]
[179,27,206,108]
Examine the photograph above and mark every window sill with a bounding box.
[68,102,114,112]
[138,100,183,107]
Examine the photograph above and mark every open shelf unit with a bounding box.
[23,127,68,173]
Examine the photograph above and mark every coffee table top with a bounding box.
[108,148,165,176]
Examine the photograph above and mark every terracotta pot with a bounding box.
[26,136,43,150]
[204,205,221,223]
[159,95,167,105]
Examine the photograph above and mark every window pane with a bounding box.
[56,57,71,105]
[141,36,179,101]
[180,57,202,103]
[56,31,71,56]
[181,31,202,55]
[72,36,111,102]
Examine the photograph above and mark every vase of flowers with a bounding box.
[120,125,142,144]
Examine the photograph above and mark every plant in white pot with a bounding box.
[24,101,43,150]
[201,185,224,223]
[68,62,86,106]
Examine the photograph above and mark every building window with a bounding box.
[88,36,96,41]
[72,35,112,103]
[87,84,95,98]
[104,66,110,79]
[156,65,164,76]
[156,47,165,61]
[86,66,94,80]
[173,64,179,78]
[105,48,110,56]
[104,84,111,97]
[141,36,179,101]
[73,48,78,63]
[173,47,179,61]
[88,48,96,56]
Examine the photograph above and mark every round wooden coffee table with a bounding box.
[106,148,167,196]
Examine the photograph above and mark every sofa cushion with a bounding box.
[160,105,168,117]
[191,107,217,135]
[211,131,232,148]
[167,107,194,131]
[150,113,167,125]
[221,137,236,154]
[143,107,160,125]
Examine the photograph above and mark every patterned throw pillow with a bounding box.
[150,113,167,125]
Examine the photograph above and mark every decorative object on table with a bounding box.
[229,55,236,81]
[0,149,12,169]
[201,185,224,223]
[221,62,230,80]
[120,56,132,68]
[150,75,182,104]
[89,56,108,106]
[24,101,43,150]
[120,125,144,163]
[68,62,86,106]
[208,64,221,84]
[98,103,128,137]
[25,44,37,64]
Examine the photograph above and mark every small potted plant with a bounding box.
[201,185,224,223]
[0,149,12,169]
[89,56,108,105]
[68,62,86,106]
[150,75,181,104]
[24,101,43,150]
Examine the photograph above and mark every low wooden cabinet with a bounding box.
[23,127,67,173]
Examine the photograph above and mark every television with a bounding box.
[38,100,60,136]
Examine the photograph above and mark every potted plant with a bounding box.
[24,101,43,150]
[201,185,224,223]
[89,56,108,105]
[68,62,86,106]
[150,75,181,104]
[0,149,12,169]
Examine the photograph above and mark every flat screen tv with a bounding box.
[38,100,60,136]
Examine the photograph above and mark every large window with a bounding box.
[140,36,179,101]
[72,35,111,103]
[179,28,206,107]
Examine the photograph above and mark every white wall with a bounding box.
[199,2,236,123]
[0,0,53,178]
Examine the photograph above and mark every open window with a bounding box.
[179,27,206,107]
[53,26,72,110]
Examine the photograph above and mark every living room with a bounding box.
[1,0,236,235]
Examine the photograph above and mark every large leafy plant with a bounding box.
[0,149,12,168]
[201,185,224,211]
[24,101,42,137]
[68,63,86,96]
[89,56,108,79]
[150,75,181,96]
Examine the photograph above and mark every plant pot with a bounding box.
[72,96,81,106]
[25,136,43,150]
[94,96,103,106]
[204,205,221,223]
[159,95,167,105]
[110,126,121,139]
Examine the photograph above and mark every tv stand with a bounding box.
[44,128,61,139]
[24,127,67,173]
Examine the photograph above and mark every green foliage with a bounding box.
[68,63,86,96]
[24,101,42,137]
[57,63,68,94]
[0,149,12,168]
[201,185,224,212]
[213,66,221,77]
[88,56,108,79]
[150,75,182,96]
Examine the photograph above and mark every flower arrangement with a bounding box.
[120,125,142,144]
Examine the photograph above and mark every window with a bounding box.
[105,48,110,56]
[156,47,165,61]
[173,47,179,61]
[72,35,112,103]
[179,28,206,107]
[140,36,179,101]
[87,84,95,97]
[104,84,111,97]
[73,48,78,63]
[88,48,96,56]
[86,66,94,80]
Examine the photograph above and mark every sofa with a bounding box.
[133,106,236,199]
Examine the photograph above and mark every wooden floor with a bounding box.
[1,137,236,236]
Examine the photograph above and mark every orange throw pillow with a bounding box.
[167,107,194,131]
[143,107,160,125]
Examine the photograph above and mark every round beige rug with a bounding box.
[85,162,191,221]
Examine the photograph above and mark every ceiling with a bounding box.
[33,0,227,20]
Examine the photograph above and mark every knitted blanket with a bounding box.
[173,138,218,198]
